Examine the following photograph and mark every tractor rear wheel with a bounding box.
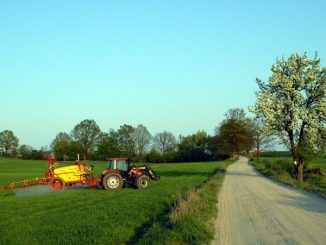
[135,175,150,189]
[50,177,66,190]
[102,173,123,190]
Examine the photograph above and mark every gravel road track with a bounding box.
[214,157,326,245]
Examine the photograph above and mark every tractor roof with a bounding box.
[107,157,129,161]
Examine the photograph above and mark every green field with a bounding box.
[310,158,326,171]
[250,157,326,195]
[0,157,231,245]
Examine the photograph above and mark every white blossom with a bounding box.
[250,53,326,158]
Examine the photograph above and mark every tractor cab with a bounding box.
[106,158,129,171]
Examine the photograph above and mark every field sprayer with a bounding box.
[1,156,160,192]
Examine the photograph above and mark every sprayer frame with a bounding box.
[1,155,100,191]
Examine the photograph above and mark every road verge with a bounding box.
[137,161,232,245]
[249,158,326,197]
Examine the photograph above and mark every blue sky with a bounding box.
[1,1,325,149]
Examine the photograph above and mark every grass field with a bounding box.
[310,158,326,171]
[0,157,231,245]
[250,157,326,195]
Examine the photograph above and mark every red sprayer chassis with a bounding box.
[1,156,99,191]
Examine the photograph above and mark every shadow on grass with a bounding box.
[126,205,172,245]
[158,171,216,177]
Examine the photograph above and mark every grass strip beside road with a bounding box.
[250,158,326,196]
[137,162,231,245]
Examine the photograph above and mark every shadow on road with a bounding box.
[226,171,262,178]
[276,193,326,214]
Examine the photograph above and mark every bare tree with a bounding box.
[251,119,275,159]
[51,132,71,150]
[132,124,152,160]
[225,108,247,121]
[153,131,177,154]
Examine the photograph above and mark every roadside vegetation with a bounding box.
[249,157,326,195]
[0,157,232,245]
[137,164,229,245]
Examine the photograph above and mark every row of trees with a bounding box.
[0,130,51,160]
[49,108,273,162]
[50,121,178,162]
[1,107,270,162]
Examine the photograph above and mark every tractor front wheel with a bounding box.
[50,177,66,190]
[135,175,150,189]
[102,173,123,190]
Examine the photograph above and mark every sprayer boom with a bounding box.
[2,178,48,192]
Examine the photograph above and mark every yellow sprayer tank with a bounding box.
[53,165,87,183]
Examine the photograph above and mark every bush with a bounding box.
[265,161,272,169]
[271,160,292,174]
[261,169,273,177]
[163,150,178,163]
[256,158,293,175]
[252,157,326,195]
[147,149,163,163]
[257,159,271,168]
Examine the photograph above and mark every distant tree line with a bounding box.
[0,129,50,159]
[1,108,269,162]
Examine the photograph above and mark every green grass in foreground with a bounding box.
[250,157,326,195]
[0,158,232,245]
[138,168,227,245]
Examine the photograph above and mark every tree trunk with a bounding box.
[296,122,306,182]
[256,140,260,160]
[288,131,296,162]
[288,130,300,180]
[297,157,304,182]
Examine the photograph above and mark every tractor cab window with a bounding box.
[107,160,115,169]
[117,160,128,171]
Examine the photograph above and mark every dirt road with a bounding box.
[214,157,326,245]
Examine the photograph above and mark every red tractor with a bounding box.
[100,158,160,190]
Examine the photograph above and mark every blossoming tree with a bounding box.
[251,53,326,181]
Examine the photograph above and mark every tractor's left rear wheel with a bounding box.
[50,177,66,190]
[102,173,123,190]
